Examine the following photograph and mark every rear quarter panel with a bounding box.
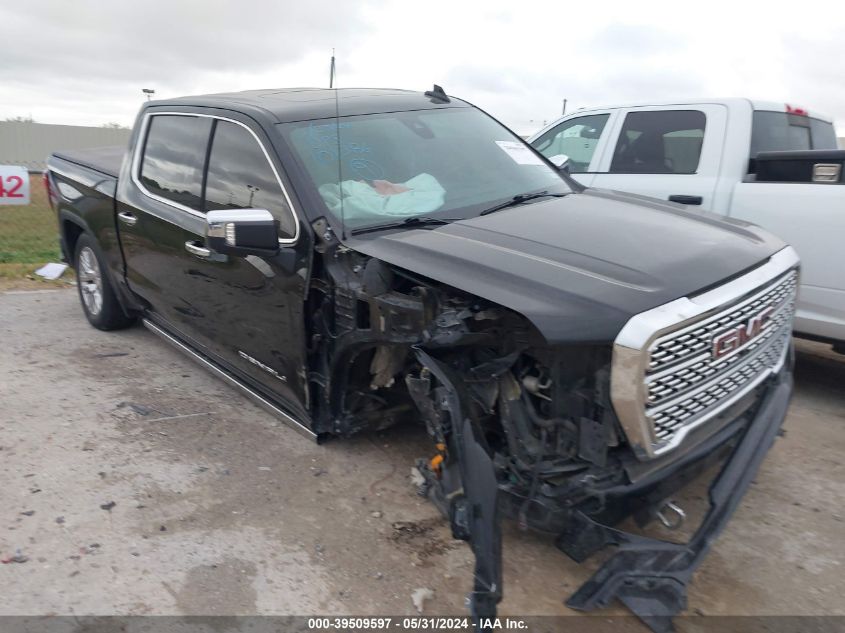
[48,156,122,276]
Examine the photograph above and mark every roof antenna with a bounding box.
[329,49,336,88]
[424,84,450,103]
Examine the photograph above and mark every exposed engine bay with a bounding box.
[296,224,796,633]
[304,234,653,622]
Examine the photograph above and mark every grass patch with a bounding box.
[0,176,62,264]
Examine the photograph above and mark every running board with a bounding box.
[142,318,318,442]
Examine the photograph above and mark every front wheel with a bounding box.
[74,234,135,331]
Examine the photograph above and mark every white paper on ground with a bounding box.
[34,262,68,280]
[495,140,545,166]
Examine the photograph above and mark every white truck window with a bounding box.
[532,114,609,173]
[750,111,837,159]
[609,110,706,174]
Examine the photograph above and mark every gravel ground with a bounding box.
[1,289,843,621]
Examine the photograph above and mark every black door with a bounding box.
[119,111,310,418]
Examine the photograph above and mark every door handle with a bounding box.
[668,194,703,206]
[117,211,138,226]
[185,241,211,258]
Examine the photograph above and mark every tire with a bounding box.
[74,234,135,331]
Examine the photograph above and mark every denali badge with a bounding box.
[711,305,775,360]
[238,350,287,382]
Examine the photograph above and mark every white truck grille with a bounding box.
[610,248,799,460]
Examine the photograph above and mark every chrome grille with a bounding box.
[610,247,800,460]
[646,274,797,406]
[651,325,790,440]
[643,270,796,449]
[648,271,797,373]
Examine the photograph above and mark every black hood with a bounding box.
[343,189,787,344]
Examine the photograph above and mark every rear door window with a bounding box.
[204,120,297,240]
[531,114,609,172]
[139,115,212,211]
[609,110,706,174]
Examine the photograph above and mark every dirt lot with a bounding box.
[1,288,843,621]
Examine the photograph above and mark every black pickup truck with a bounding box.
[46,87,799,629]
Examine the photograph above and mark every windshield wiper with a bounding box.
[479,191,567,216]
[350,216,458,236]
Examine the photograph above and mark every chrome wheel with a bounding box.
[77,246,103,316]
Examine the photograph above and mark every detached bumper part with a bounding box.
[412,349,503,623]
[564,368,793,632]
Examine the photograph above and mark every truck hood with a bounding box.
[343,189,787,344]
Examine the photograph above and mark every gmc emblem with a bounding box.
[711,305,775,360]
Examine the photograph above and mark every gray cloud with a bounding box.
[2,1,370,81]
[0,0,374,122]
[589,23,687,57]
[781,32,845,128]
[0,1,842,137]
[445,61,704,134]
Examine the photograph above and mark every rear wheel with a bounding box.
[74,234,134,330]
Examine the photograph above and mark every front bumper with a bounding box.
[560,356,793,632]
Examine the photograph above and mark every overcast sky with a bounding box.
[1,0,843,136]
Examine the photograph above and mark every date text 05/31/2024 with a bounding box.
[306,617,528,630]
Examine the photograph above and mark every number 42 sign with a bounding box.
[0,165,30,205]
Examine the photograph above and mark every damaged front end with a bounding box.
[305,229,796,631]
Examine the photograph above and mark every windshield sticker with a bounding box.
[305,121,385,180]
[495,141,545,166]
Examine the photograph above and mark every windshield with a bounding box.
[278,107,571,232]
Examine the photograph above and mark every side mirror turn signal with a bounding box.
[206,209,281,257]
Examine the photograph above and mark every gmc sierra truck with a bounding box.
[46,87,799,630]
[530,98,843,349]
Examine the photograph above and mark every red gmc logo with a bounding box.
[711,306,775,360]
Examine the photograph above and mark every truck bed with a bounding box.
[51,146,125,178]
[755,149,845,184]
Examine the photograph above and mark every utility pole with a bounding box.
[562,99,567,115]
[329,49,336,88]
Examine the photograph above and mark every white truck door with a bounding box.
[589,105,728,208]
[530,111,616,187]
[731,183,845,341]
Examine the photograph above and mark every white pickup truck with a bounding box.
[529,98,844,349]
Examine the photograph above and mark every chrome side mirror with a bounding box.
[549,154,571,173]
[206,209,280,257]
